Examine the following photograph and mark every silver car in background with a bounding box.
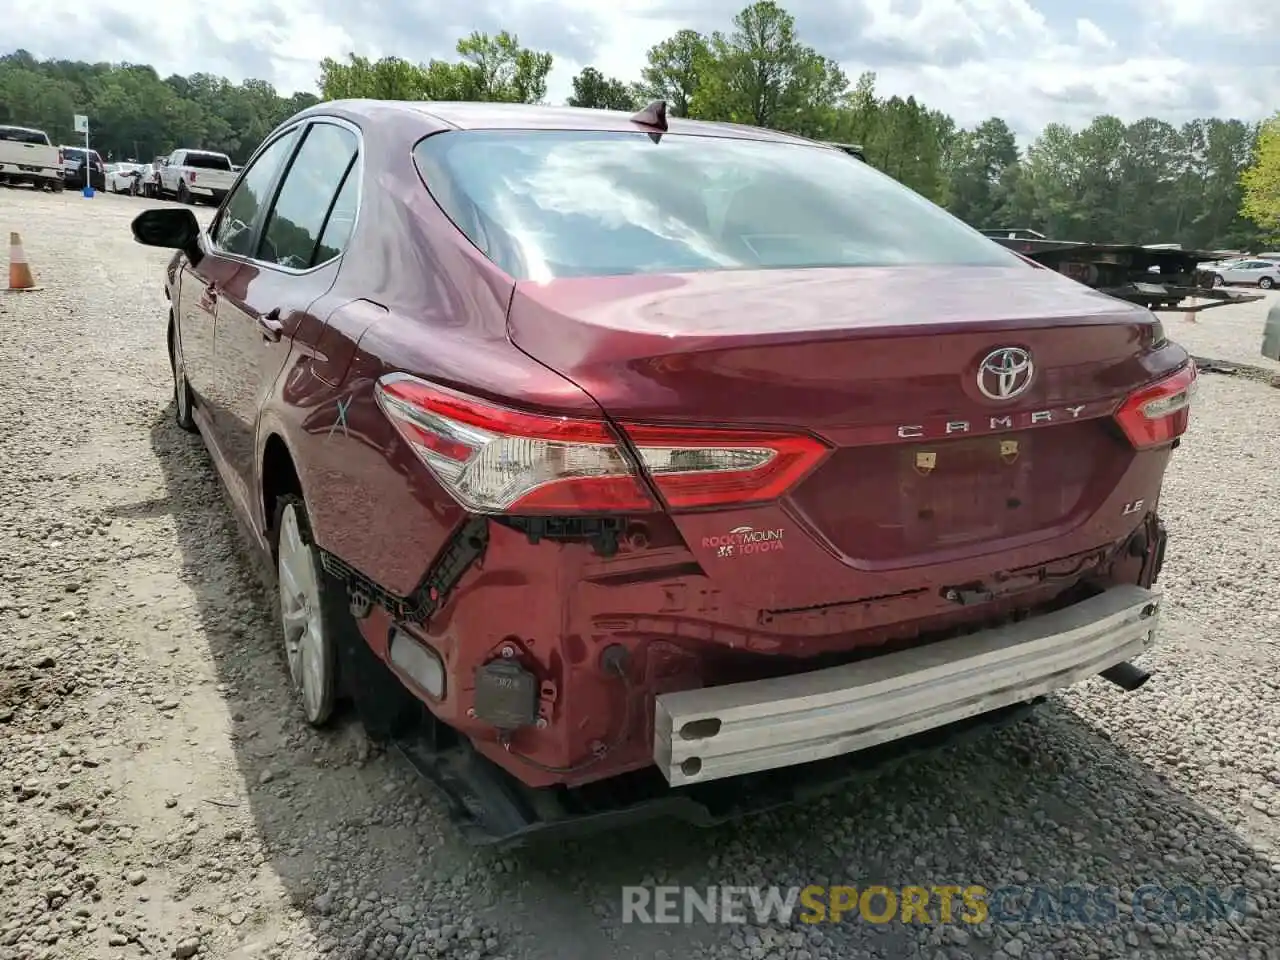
[1206,258,1280,289]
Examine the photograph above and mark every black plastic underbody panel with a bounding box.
[393,700,1042,848]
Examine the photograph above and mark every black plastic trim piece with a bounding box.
[1148,517,1168,587]
[319,516,488,624]
[494,516,623,557]
[393,699,1042,849]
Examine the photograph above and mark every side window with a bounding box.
[258,123,359,270]
[211,131,300,258]
[313,168,360,265]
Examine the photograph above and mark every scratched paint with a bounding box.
[327,397,351,440]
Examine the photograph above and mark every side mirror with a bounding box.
[131,208,204,267]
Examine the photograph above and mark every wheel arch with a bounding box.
[260,430,306,556]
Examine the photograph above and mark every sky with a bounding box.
[6,0,1278,140]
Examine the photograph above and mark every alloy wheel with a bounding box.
[277,503,335,725]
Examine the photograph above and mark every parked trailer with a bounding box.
[981,230,1265,315]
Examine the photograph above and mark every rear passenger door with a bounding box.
[211,119,362,522]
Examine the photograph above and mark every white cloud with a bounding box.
[858,0,1050,55]
[1,0,1273,140]
[1148,0,1271,34]
[1075,18,1113,49]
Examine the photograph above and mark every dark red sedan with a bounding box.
[132,99,1193,844]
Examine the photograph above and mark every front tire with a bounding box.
[169,321,197,433]
[1211,273,1224,287]
[274,497,340,728]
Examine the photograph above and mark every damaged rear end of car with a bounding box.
[338,117,1194,844]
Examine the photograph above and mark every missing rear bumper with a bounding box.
[655,584,1161,786]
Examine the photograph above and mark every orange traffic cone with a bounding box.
[5,232,42,293]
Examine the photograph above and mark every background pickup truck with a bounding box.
[0,125,64,191]
[60,146,106,191]
[158,149,237,205]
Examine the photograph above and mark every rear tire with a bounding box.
[178,181,191,205]
[1261,277,1275,290]
[1211,273,1224,287]
[273,496,342,728]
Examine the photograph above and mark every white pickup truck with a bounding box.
[157,148,237,205]
[0,125,64,191]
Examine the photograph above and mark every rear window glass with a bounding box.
[412,130,1019,281]
[186,152,232,170]
[0,127,50,145]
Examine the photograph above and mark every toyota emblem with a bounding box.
[976,347,1034,400]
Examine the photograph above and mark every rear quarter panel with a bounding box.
[255,115,603,597]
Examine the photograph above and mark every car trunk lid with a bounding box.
[506,265,1181,600]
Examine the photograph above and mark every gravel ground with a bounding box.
[2,185,1279,960]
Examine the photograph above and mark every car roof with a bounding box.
[0,124,45,133]
[307,99,821,147]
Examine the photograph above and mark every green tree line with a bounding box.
[0,49,320,164]
[3,1,1276,247]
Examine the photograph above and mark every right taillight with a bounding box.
[1114,362,1198,449]
[373,373,830,515]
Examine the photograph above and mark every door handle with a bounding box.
[199,285,218,309]
[258,308,284,342]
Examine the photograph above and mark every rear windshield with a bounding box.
[0,127,50,145]
[412,130,1019,281]
[185,152,232,170]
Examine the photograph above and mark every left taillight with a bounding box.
[1113,362,1198,449]
[373,373,831,514]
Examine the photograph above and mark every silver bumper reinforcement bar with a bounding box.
[654,584,1161,786]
